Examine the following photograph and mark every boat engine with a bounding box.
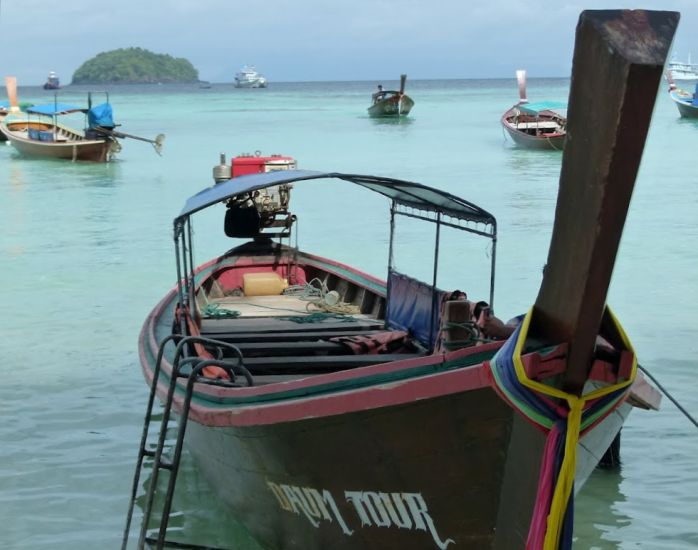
[215,152,297,239]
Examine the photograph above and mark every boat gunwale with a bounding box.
[141,249,502,400]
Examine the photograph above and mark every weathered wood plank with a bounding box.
[532,10,678,393]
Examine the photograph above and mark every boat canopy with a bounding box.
[176,170,496,227]
[519,101,567,115]
[26,103,84,116]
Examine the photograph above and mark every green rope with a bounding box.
[201,304,241,318]
[281,312,356,324]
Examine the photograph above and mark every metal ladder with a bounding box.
[121,335,251,550]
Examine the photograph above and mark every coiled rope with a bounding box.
[283,278,360,315]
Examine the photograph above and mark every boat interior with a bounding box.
[509,112,566,136]
[5,119,86,143]
[181,247,442,384]
[170,169,498,387]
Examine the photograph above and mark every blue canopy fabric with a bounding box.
[176,170,497,228]
[88,102,115,128]
[26,103,83,116]
[519,101,567,115]
[693,83,698,106]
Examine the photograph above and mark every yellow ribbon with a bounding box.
[510,306,637,549]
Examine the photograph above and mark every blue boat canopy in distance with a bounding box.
[693,83,698,106]
[26,103,84,116]
[88,103,115,128]
[177,170,496,228]
[519,101,567,115]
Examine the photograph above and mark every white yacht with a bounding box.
[666,53,698,81]
[234,65,268,88]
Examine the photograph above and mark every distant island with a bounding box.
[71,47,199,84]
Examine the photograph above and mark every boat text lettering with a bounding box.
[266,481,454,549]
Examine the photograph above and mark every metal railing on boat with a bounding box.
[122,335,251,550]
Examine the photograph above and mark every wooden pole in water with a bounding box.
[531,10,678,394]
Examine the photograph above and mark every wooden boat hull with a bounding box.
[0,118,118,161]
[138,250,647,550]
[669,90,698,118]
[368,95,414,117]
[501,112,566,151]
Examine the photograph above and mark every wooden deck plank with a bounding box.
[200,329,387,343]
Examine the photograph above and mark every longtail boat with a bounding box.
[368,74,414,117]
[0,92,121,161]
[124,10,677,550]
[667,70,698,118]
[501,70,567,150]
[0,89,164,162]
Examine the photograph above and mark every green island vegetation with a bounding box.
[72,47,199,84]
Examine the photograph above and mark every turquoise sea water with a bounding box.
[0,79,697,549]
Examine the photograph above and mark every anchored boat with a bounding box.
[0,91,165,162]
[124,10,677,550]
[43,70,60,90]
[667,71,698,118]
[665,53,698,82]
[501,70,567,150]
[234,65,268,88]
[1,96,119,162]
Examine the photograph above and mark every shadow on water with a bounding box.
[3,152,122,188]
[574,467,630,549]
[366,116,415,126]
[129,439,263,550]
[505,146,562,183]
[675,116,698,128]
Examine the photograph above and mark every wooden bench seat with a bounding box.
[232,340,349,356]
[515,121,560,130]
[200,317,383,334]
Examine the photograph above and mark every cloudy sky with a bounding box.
[1,0,696,85]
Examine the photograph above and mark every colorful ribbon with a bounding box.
[489,306,637,550]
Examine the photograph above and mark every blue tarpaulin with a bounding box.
[386,270,446,348]
[519,101,567,115]
[88,103,115,129]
